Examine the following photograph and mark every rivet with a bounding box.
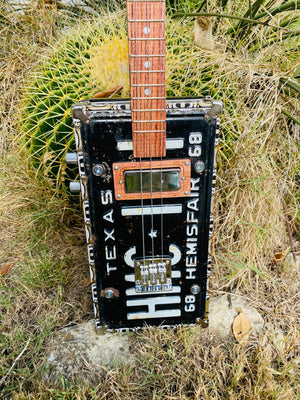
[185,191,189,195]
[92,164,104,177]
[185,161,190,166]
[191,284,200,295]
[194,161,205,174]
[117,194,121,199]
[119,180,123,184]
[114,165,119,170]
[182,176,186,180]
[104,289,114,299]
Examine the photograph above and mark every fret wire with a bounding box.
[129,37,165,41]
[129,54,164,57]
[128,19,165,22]
[133,130,166,133]
[132,119,165,122]
[131,108,165,111]
[131,70,165,73]
[131,84,165,87]
[131,96,165,99]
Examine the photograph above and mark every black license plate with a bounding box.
[72,97,221,331]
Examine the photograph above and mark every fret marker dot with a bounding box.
[145,88,151,96]
[144,61,151,69]
[143,26,150,34]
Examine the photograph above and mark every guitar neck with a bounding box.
[127,0,166,159]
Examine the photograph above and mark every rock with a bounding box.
[283,253,300,294]
[209,294,264,339]
[44,295,264,383]
[285,253,300,271]
[44,320,135,383]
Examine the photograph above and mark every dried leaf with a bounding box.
[271,249,287,265]
[41,151,55,164]
[0,263,14,276]
[93,86,123,99]
[232,309,251,346]
[194,17,215,51]
[82,277,92,288]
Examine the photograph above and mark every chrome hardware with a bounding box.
[204,101,223,121]
[191,284,200,295]
[69,181,80,193]
[104,289,115,299]
[92,164,105,177]
[72,104,91,125]
[134,258,172,293]
[194,161,205,174]
[65,152,78,165]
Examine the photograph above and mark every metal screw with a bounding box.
[117,194,121,199]
[114,165,119,170]
[185,161,190,166]
[92,164,104,176]
[104,289,115,299]
[191,284,200,295]
[194,161,205,174]
[185,191,189,195]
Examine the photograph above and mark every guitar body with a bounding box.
[72,97,221,331]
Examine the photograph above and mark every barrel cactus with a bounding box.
[20,6,299,264]
[21,10,222,191]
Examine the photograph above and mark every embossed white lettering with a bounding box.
[103,209,114,223]
[104,229,115,241]
[187,224,198,236]
[105,245,116,260]
[101,190,113,205]
[187,198,199,211]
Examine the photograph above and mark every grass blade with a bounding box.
[280,78,300,94]
[173,11,285,30]
[281,109,300,125]
[228,0,266,38]
[254,0,300,20]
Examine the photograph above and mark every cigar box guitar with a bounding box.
[71,0,222,331]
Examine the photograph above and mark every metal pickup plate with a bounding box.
[113,159,191,200]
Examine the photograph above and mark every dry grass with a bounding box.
[0,1,299,399]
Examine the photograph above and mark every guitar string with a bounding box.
[145,0,156,263]
[132,0,146,264]
[159,0,165,262]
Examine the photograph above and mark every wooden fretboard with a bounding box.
[127,0,166,158]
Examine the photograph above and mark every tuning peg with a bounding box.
[65,152,78,165]
[69,181,80,193]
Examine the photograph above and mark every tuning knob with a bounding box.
[69,181,80,193]
[65,152,78,165]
